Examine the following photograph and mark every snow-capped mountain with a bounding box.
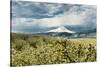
[47,26,75,33]
[33,26,96,37]
[34,26,75,37]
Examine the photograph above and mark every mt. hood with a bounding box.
[47,26,75,33]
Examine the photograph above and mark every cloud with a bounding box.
[11,1,74,18]
[11,1,96,33]
[39,14,85,27]
[12,13,85,29]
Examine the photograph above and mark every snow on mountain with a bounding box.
[47,26,75,33]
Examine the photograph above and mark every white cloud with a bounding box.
[12,12,86,29]
[46,4,63,15]
[11,2,96,33]
[12,18,38,30]
[39,13,85,27]
[12,4,96,28]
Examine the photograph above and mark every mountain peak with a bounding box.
[47,26,75,33]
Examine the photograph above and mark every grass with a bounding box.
[11,33,96,67]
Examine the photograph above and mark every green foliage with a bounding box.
[11,33,96,67]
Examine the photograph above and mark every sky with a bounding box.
[11,1,97,33]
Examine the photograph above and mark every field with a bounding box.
[11,33,96,67]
